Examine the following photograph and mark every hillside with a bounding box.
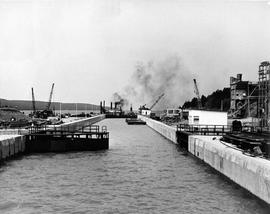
[0,98,100,111]
[0,108,31,122]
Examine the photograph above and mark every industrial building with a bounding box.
[229,61,269,129]
[229,74,258,118]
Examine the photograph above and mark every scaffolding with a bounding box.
[258,61,270,128]
[229,74,258,118]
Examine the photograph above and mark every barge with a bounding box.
[125,118,146,125]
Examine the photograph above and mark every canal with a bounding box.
[0,119,269,213]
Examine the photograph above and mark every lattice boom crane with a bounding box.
[46,83,55,111]
[193,79,202,109]
[150,93,165,110]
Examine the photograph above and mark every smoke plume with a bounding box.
[112,55,194,110]
[112,92,129,108]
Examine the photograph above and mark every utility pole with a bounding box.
[247,83,250,117]
[221,100,223,111]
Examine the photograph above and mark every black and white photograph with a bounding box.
[0,0,270,213]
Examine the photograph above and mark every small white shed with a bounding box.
[165,108,181,117]
[141,109,152,116]
[185,110,228,126]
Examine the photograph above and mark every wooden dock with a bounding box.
[25,125,109,153]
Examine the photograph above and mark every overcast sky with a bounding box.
[0,0,270,108]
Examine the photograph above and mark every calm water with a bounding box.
[0,119,269,214]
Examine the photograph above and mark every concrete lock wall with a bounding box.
[53,114,106,131]
[189,135,270,205]
[0,135,26,161]
[138,115,177,144]
[139,115,270,204]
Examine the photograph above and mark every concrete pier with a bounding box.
[0,114,106,161]
[139,115,270,205]
[52,114,106,131]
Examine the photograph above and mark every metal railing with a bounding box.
[0,123,109,137]
[177,124,231,135]
[176,124,269,135]
[28,124,107,134]
[27,124,109,140]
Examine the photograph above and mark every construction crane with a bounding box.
[31,87,36,114]
[193,79,202,109]
[150,93,165,110]
[46,83,55,111]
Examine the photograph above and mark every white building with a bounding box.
[164,108,181,117]
[141,109,152,116]
[184,110,228,126]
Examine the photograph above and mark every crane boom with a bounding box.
[150,93,165,110]
[193,79,202,109]
[31,87,36,114]
[46,83,55,110]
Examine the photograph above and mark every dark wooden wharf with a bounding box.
[25,125,109,153]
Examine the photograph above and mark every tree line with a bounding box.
[181,88,230,111]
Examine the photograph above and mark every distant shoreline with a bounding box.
[0,98,101,111]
